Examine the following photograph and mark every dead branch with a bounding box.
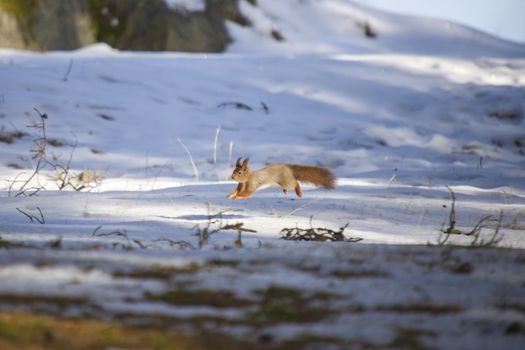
[92,226,128,239]
[472,210,504,247]
[442,186,458,235]
[16,206,45,224]
[92,226,135,250]
[221,222,257,233]
[13,108,48,197]
[10,110,102,196]
[153,238,196,250]
[436,187,504,247]
[132,239,146,249]
[280,223,362,242]
[62,58,74,82]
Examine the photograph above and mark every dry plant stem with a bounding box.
[132,239,146,249]
[92,226,128,240]
[16,207,45,224]
[62,58,74,82]
[280,222,361,242]
[10,111,101,195]
[14,108,48,197]
[437,187,504,247]
[193,203,256,248]
[91,226,144,249]
[385,168,397,198]
[177,137,199,180]
[153,238,196,250]
[221,222,257,233]
[7,173,26,197]
[52,133,78,190]
[471,210,504,247]
[436,187,458,245]
[445,185,457,232]
[194,202,220,248]
[213,126,221,164]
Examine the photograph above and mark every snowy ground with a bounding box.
[1,0,525,349]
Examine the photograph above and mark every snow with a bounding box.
[1,0,525,348]
[164,0,206,12]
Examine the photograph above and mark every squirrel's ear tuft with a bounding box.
[236,157,242,167]
[242,158,250,169]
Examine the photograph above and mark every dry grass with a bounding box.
[0,310,344,350]
[0,311,206,350]
[0,129,28,144]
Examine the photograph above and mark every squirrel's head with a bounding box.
[231,157,250,182]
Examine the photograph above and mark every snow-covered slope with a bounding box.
[1,1,525,349]
[228,0,525,58]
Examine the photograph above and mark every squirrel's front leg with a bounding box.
[231,183,255,200]
[226,190,237,200]
[227,183,244,200]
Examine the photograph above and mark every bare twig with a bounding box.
[153,238,196,250]
[14,108,48,196]
[260,101,269,114]
[217,101,252,110]
[280,223,361,242]
[51,133,78,190]
[16,207,45,224]
[472,210,504,247]
[443,186,458,234]
[194,203,221,248]
[132,239,147,249]
[385,168,397,198]
[436,187,504,247]
[62,58,74,82]
[7,172,26,197]
[221,222,257,233]
[10,110,102,196]
[92,226,128,239]
[213,126,221,164]
[192,204,255,248]
[91,226,137,250]
[177,138,199,180]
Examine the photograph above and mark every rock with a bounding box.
[32,0,94,50]
[0,11,25,49]
[0,0,247,52]
[0,0,94,50]
[114,0,230,52]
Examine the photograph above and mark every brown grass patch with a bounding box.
[376,303,462,315]
[112,263,200,281]
[0,129,28,144]
[0,311,219,350]
[145,288,253,308]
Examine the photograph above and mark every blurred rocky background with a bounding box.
[0,0,252,52]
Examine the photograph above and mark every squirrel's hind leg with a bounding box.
[294,182,303,198]
[283,188,288,195]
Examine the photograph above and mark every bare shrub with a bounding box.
[280,219,362,242]
[436,186,504,247]
[8,108,102,196]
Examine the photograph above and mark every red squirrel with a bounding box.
[227,158,335,200]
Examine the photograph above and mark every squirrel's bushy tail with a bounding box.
[289,165,336,189]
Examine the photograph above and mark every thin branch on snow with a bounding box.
[16,206,45,224]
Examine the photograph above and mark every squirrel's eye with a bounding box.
[238,171,242,174]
